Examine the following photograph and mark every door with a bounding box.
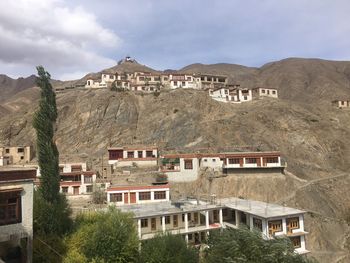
[173,215,178,227]
[124,193,129,204]
[151,218,156,231]
[73,186,80,195]
[130,192,136,204]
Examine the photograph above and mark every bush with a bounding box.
[91,186,106,204]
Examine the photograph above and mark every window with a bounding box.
[139,76,145,81]
[204,159,207,162]
[182,214,185,222]
[213,210,218,222]
[20,156,24,160]
[246,158,257,164]
[253,218,263,231]
[290,236,301,248]
[62,187,68,194]
[110,193,122,202]
[127,151,134,158]
[165,216,170,224]
[138,151,143,158]
[182,81,186,86]
[146,151,153,158]
[84,176,93,184]
[141,218,148,228]
[5,148,9,154]
[59,166,64,173]
[228,158,240,164]
[194,212,198,223]
[184,159,193,170]
[139,191,151,200]
[268,220,282,236]
[71,165,82,172]
[244,96,247,100]
[0,190,22,226]
[266,157,278,163]
[212,159,216,162]
[272,90,276,94]
[261,89,265,93]
[154,191,166,200]
[86,185,93,193]
[173,215,178,227]
[222,209,228,217]
[17,148,24,153]
[174,81,178,86]
[287,217,299,230]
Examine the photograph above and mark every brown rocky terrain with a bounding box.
[0,58,350,262]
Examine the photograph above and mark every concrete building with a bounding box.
[129,72,163,92]
[0,168,36,262]
[107,184,170,205]
[0,146,33,165]
[118,197,308,254]
[108,146,158,168]
[85,77,107,89]
[194,74,228,90]
[209,85,252,103]
[58,163,97,195]
[169,74,196,89]
[332,100,350,109]
[252,87,278,99]
[160,152,285,182]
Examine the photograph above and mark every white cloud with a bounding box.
[0,0,121,80]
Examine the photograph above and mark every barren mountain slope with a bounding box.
[0,74,36,102]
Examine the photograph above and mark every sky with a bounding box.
[0,0,349,80]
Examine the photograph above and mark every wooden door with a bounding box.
[151,218,156,230]
[173,215,178,227]
[73,186,80,195]
[124,193,129,204]
[130,192,136,204]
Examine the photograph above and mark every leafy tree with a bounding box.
[204,227,317,263]
[64,207,139,263]
[140,233,198,263]
[32,66,72,262]
[33,66,60,203]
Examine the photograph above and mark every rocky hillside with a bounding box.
[0,57,350,262]
[0,74,36,102]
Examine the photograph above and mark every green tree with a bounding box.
[140,234,198,263]
[64,207,139,263]
[33,66,60,202]
[204,227,317,263]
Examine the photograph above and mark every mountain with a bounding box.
[0,74,37,102]
[0,57,350,262]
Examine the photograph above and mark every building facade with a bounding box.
[0,168,35,262]
[332,100,350,109]
[0,146,33,165]
[108,146,158,168]
[107,184,170,205]
[252,87,278,99]
[160,152,285,182]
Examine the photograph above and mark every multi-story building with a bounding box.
[332,100,350,109]
[118,197,308,254]
[0,167,36,262]
[194,74,228,90]
[108,146,158,168]
[252,87,278,99]
[58,162,97,195]
[130,72,162,92]
[169,74,196,89]
[107,184,170,205]
[0,146,33,165]
[209,85,252,103]
[85,77,108,89]
[160,151,285,182]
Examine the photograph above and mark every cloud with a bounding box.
[0,0,120,80]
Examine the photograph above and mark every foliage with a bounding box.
[33,66,60,203]
[153,90,160,97]
[33,190,72,236]
[91,185,107,204]
[204,227,317,263]
[64,207,139,263]
[33,234,66,263]
[111,81,125,92]
[139,233,198,263]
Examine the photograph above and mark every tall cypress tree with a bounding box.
[33,66,60,203]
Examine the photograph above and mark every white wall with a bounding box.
[166,158,199,182]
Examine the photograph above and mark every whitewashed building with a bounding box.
[108,146,158,168]
[107,184,170,205]
[252,87,278,99]
[0,168,36,262]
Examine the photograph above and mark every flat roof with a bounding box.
[117,197,305,219]
[107,184,169,191]
[220,197,306,219]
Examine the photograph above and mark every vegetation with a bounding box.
[111,81,125,92]
[139,234,198,263]
[204,227,317,263]
[32,66,72,262]
[64,207,139,263]
[91,185,107,204]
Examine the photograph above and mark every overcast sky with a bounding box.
[0,0,349,80]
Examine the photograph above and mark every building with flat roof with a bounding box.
[107,184,170,205]
[118,197,308,254]
[252,87,278,99]
[0,146,33,165]
[160,151,285,182]
[0,168,35,262]
[108,146,158,168]
[332,100,350,109]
